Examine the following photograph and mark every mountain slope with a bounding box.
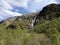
[35,4,60,24]
[0,12,39,29]
[0,4,60,45]
[33,4,60,45]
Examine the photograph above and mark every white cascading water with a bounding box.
[29,16,37,29]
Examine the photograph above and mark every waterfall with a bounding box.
[29,16,37,29]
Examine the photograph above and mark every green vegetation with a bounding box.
[33,17,60,45]
[0,4,60,45]
[33,4,60,45]
[0,18,51,45]
[0,26,41,45]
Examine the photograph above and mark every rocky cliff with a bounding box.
[35,4,60,25]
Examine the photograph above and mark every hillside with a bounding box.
[0,4,60,45]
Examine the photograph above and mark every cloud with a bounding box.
[27,0,58,12]
[4,10,22,16]
[0,0,23,21]
[56,0,60,4]
[0,0,13,10]
[0,0,59,21]
[47,0,57,4]
[0,9,22,21]
[6,0,28,9]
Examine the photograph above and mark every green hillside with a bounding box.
[0,4,60,45]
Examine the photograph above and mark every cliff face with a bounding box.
[37,4,60,19]
[34,4,60,25]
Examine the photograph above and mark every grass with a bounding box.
[0,17,60,45]
[0,24,53,45]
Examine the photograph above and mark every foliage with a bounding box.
[0,4,60,45]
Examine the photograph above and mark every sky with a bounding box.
[0,0,60,21]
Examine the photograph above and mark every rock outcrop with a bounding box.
[35,4,60,25]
